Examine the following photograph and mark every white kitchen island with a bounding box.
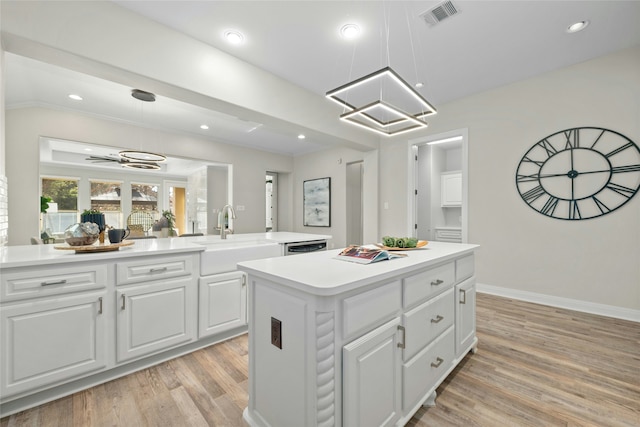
[238,241,479,427]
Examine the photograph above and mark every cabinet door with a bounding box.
[441,172,462,207]
[116,277,196,363]
[455,277,476,357]
[343,318,401,427]
[1,292,107,398]
[198,271,246,338]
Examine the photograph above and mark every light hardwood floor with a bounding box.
[2,293,639,426]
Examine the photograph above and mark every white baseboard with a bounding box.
[477,283,640,323]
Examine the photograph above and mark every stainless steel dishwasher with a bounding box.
[283,240,327,255]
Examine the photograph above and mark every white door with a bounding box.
[198,271,247,338]
[116,277,195,363]
[1,292,107,398]
[343,317,402,427]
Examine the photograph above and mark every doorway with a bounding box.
[346,161,364,245]
[266,172,278,231]
[409,129,468,243]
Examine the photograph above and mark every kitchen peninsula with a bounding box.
[0,232,329,417]
[239,241,478,427]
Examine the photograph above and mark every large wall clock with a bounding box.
[516,127,640,220]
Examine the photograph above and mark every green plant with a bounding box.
[82,208,102,215]
[40,196,52,214]
[162,210,176,229]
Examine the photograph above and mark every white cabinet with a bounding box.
[0,265,108,399]
[455,277,476,357]
[1,292,107,398]
[441,171,462,207]
[116,276,196,363]
[198,271,247,338]
[343,318,402,427]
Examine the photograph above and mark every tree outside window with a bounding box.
[131,183,158,212]
[41,178,78,234]
[91,180,122,228]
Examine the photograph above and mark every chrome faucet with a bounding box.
[217,204,237,239]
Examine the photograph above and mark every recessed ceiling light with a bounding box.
[200,124,209,130]
[224,30,245,45]
[415,82,424,88]
[340,24,361,40]
[298,134,306,140]
[68,94,83,101]
[567,20,589,33]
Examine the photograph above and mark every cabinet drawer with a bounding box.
[403,288,454,361]
[456,254,474,282]
[403,262,454,308]
[343,281,401,339]
[116,255,193,285]
[1,265,107,302]
[402,326,455,413]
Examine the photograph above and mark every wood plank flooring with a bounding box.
[2,293,639,426]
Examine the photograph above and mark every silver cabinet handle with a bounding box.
[460,289,467,304]
[121,294,126,310]
[41,279,67,286]
[431,315,444,324]
[430,279,444,286]
[431,357,444,368]
[149,267,168,274]
[98,297,103,314]
[397,325,406,349]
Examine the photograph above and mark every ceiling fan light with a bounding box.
[119,150,167,163]
[122,162,161,170]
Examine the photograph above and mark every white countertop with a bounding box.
[0,232,332,269]
[238,241,478,296]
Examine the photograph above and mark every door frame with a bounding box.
[407,128,469,243]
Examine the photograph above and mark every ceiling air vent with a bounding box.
[420,1,460,26]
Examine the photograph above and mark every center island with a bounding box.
[238,241,479,427]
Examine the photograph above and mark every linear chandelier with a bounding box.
[326,67,437,137]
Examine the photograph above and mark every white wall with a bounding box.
[0,48,8,247]
[379,46,640,312]
[293,146,378,249]
[5,107,294,245]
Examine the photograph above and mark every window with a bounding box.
[91,180,122,228]
[131,183,158,212]
[41,177,78,234]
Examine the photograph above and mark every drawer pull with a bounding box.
[430,279,444,286]
[460,289,467,304]
[41,279,67,286]
[431,357,444,368]
[98,297,103,314]
[121,294,126,310]
[431,315,444,324]
[397,325,406,349]
[149,267,168,274]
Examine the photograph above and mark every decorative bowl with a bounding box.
[64,222,100,246]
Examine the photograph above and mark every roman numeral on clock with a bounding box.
[540,196,559,216]
[521,185,546,203]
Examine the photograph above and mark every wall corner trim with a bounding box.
[477,283,640,323]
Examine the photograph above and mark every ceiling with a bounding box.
[5,1,640,158]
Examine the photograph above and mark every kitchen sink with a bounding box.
[198,239,282,276]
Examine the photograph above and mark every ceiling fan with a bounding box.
[86,154,162,170]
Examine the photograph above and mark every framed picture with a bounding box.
[303,177,331,227]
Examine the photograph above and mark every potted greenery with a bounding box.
[161,210,177,237]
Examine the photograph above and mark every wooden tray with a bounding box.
[374,240,428,251]
[54,240,135,253]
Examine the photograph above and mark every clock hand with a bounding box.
[539,169,611,178]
